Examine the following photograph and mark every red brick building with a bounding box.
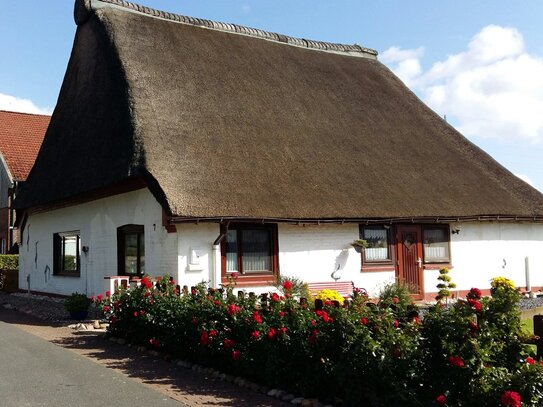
[0,110,49,253]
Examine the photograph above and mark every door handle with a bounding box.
[416,257,422,268]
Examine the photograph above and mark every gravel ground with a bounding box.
[0,291,101,322]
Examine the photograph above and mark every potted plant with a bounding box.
[64,292,91,320]
[350,239,369,253]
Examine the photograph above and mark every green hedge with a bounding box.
[0,254,18,270]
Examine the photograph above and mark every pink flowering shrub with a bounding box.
[95,277,543,406]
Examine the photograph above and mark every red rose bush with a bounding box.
[94,276,543,406]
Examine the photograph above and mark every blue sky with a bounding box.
[2,1,542,192]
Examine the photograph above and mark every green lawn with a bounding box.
[522,318,534,335]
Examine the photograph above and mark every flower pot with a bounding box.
[353,245,365,253]
[70,310,89,320]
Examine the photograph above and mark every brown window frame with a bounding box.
[220,223,278,287]
[117,224,145,277]
[53,231,81,277]
[422,225,451,265]
[359,225,394,272]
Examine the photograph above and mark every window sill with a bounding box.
[361,264,394,272]
[53,272,81,277]
[423,263,453,270]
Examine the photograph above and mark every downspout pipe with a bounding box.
[211,222,229,289]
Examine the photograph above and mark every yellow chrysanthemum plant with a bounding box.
[490,276,516,291]
[313,288,345,306]
[490,276,519,301]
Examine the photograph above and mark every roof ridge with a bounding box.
[80,0,378,58]
[0,109,51,118]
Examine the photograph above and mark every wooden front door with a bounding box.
[396,225,424,299]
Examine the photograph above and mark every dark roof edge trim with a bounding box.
[169,215,543,225]
[79,0,378,59]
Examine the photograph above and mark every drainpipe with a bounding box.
[525,256,532,297]
[211,222,229,289]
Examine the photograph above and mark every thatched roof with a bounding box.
[14,0,543,221]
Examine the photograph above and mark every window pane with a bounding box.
[63,235,78,272]
[423,228,450,262]
[241,228,271,272]
[225,229,239,272]
[124,233,139,275]
[363,227,389,261]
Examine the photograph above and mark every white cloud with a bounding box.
[514,173,534,186]
[0,93,52,115]
[382,25,543,143]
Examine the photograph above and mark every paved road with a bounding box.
[0,318,185,407]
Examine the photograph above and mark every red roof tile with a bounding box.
[0,110,50,182]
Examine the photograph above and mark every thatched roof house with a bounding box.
[15,0,543,222]
[13,0,543,299]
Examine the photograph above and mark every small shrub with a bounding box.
[435,267,456,302]
[0,254,18,270]
[64,292,91,313]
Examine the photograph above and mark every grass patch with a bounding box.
[522,318,534,335]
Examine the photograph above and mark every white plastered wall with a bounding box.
[175,222,394,296]
[19,188,177,296]
[434,221,543,295]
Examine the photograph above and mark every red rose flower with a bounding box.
[526,357,535,365]
[279,327,287,334]
[200,331,210,346]
[311,319,317,326]
[412,316,421,324]
[393,296,400,304]
[267,328,277,340]
[141,276,153,289]
[361,317,368,325]
[283,280,293,291]
[214,300,221,307]
[227,304,241,315]
[209,329,218,337]
[468,287,482,299]
[103,305,110,312]
[271,293,280,303]
[278,311,286,317]
[133,311,139,317]
[308,329,318,344]
[393,319,399,329]
[500,390,521,407]
[436,394,447,405]
[191,317,198,325]
[253,310,263,324]
[139,310,145,316]
[230,272,238,279]
[105,290,111,297]
[468,321,480,331]
[232,350,241,360]
[149,338,161,348]
[97,294,103,302]
[251,330,260,340]
[447,356,465,368]
[467,299,482,312]
[224,338,236,349]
